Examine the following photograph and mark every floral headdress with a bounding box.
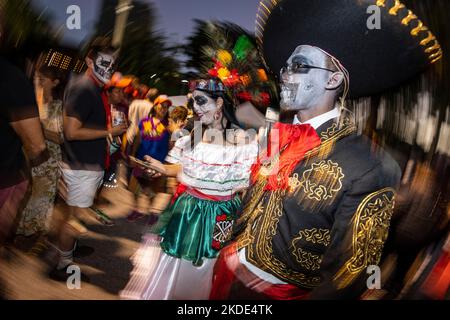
[199,24,277,109]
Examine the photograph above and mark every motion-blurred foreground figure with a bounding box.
[210,0,443,299]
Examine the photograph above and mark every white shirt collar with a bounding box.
[292,107,341,129]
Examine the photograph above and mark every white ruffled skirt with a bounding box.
[120,233,216,300]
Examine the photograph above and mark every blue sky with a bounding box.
[31,0,261,47]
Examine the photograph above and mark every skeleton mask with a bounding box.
[280,45,336,111]
[93,52,116,84]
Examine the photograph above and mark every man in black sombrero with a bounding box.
[210,0,442,299]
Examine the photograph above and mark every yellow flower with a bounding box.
[217,67,230,81]
[217,50,232,66]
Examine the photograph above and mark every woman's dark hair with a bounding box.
[37,65,68,100]
[207,90,240,130]
[189,89,241,148]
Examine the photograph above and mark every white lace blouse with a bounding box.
[165,135,258,196]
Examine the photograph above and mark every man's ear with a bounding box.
[326,71,344,90]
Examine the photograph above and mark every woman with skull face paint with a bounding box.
[120,79,258,300]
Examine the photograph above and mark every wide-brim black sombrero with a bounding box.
[256,0,443,98]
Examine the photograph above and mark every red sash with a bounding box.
[171,184,234,205]
[250,123,321,191]
[210,243,310,300]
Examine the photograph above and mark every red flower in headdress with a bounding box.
[213,59,224,70]
[208,68,218,77]
[222,69,240,87]
[259,92,271,106]
[237,91,252,101]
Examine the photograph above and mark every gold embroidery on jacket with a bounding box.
[334,188,396,289]
[295,228,331,246]
[291,228,331,270]
[241,120,355,287]
[246,189,322,287]
[320,123,338,140]
[303,120,356,165]
[292,247,322,271]
[289,160,344,209]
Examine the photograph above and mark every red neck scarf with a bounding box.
[250,122,321,191]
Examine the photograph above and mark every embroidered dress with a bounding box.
[121,135,258,300]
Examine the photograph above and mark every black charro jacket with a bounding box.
[234,116,401,298]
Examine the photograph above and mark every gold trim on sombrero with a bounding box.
[388,0,405,15]
[255,0,281,48]
[374,0,443,64]
[255,0,443,69]
[401,10,417,25]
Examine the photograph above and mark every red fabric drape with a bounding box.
[250,123,321,191]
[423,250,450,299]
[210,243,310,300]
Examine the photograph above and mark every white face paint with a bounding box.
[93,52,116,84]
[280,73,301,110]
[280,45,334,111]
[192,90,219,125]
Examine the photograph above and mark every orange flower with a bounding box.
[257,69,268,82]
[240,74,251,86]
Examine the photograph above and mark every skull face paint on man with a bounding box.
[192,90,221,126]
[280,45,336,111]
[93,52,117,84]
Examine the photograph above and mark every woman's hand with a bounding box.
[143,155,167,178]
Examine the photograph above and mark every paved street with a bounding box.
[0,217,149,300]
